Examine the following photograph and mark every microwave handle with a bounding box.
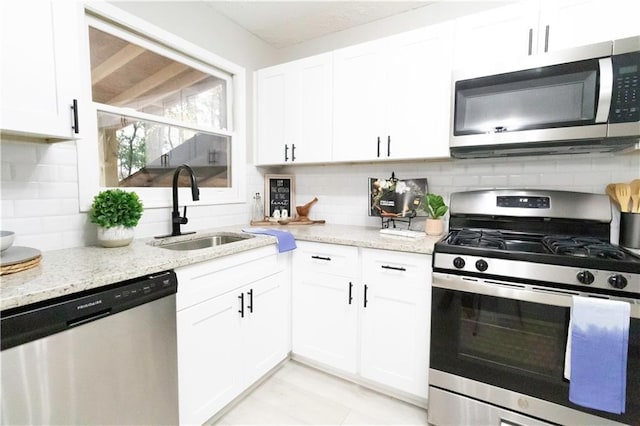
[595,57,613,123]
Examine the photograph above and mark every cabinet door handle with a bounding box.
[291,144,296,162]
[238,293,245,318]
[544,25,550,52]
[527,28,533,55]
[71,99,79,134]
[364,284,369,308]
[381,265,406,272]
[284,144,289,162]
[348,281,353,305]
[377,137,381,158]
[387,135,391,157]
[247,289,253,313]
[311,255,331,261]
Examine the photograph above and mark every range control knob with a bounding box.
[576,271,595,285]
[608,274,628,289]
[453,257,466,269]
[475,259,488,272]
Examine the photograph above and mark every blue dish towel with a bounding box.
[565,296,630,414]
[242,228,297,253]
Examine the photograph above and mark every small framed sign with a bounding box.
[265,174,295,218]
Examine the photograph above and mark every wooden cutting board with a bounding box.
[278,219,325,225]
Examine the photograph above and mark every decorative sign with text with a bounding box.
[265,175,295,218]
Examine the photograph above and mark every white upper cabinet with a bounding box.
[0,0,83,140]
[256,53,333,165]
[332,40,384,162]
[384,23,453,160]
[540,0,640,52]
[453,2,540,69]
[454,0,640,71]
[333,23,454,162]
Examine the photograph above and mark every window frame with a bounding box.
[77,2,246,211]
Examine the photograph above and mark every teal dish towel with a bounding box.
[565,296,630,414]
[242,228,297,253]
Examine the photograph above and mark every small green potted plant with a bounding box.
[421,193,448,235]
[90,189,144,247]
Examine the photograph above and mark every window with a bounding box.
[78,4,245,210]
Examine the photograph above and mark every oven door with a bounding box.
[429,272,640,425]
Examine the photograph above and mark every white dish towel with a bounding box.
[564,296,630,414]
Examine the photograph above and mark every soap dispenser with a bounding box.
[252,192,264,222]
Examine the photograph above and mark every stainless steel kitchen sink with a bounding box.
[155,233,253,251]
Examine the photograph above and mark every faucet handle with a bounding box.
[173,206,189,224]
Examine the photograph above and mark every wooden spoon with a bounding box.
[631,179,640,197]
[631,194,640,213]
[615,183,631,213]
[606,183,619,209]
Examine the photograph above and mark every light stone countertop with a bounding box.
[0,224,440,311]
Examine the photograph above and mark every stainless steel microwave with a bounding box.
[450,36,640,158]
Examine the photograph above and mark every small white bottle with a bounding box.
[252,193,264,222]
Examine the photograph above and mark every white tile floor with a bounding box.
[213,361,428,425]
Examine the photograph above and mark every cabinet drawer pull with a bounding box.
[364,284,369,308]
[381,265,406,272]
[311,255,331,261]
[71,99,79,134]
[247,289,253,313]
[348,281,353,305]
[238,293,245,318]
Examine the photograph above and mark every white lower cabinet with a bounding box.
[176,247,290,425]
[360,248,431,399]
[292,242,359,373]
[292,241,431,400]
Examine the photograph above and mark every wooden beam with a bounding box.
[108,62,189,107]
[92,44,145,85]
[136,70,210,110]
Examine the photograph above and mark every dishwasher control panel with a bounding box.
[1,270,177,351]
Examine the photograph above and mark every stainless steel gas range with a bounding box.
[428,189,640,426]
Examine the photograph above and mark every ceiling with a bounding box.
[203,1,434,49]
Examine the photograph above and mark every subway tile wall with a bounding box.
[1,139,639,251]
[1,140,261,251]
[281,153,640,244]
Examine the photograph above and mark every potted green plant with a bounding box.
[89,189,144,247]
[421,193,448,235]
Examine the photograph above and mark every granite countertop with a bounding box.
[0,224,440,311]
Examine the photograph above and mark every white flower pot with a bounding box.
[97,225,135,248]
[425,218,444,236]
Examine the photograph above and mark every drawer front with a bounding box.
[294,241,359,277]
[176,246,281,311]
[362,248,430,287]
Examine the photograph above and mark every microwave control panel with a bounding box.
[610,51,639,123]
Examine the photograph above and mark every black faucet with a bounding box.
[170,164,200,237]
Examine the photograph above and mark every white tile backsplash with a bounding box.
[282,153,640,241]
[1,137,639,250]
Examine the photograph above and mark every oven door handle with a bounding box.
[432,272,640,319]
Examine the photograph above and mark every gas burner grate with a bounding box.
[449,230,507,250]
[541,236,626,259]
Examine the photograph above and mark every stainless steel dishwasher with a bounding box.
[1,270,179,425]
